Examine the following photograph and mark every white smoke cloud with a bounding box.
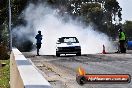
[13,3,116,55]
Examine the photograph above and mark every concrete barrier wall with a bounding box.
[10,48,52,88]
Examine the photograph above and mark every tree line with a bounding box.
[0,0,132,53]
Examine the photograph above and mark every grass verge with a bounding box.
[0,60,10,88]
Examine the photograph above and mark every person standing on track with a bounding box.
[35,30,42,56]
[118,28,126,53]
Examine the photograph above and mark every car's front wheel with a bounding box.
[56,52,60,57]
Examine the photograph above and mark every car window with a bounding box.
[59,37,79,43]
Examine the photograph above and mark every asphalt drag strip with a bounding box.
[23,52,132,88]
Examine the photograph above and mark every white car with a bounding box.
[56,37,81,56]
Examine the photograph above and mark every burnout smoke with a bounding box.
[13,3,116,55]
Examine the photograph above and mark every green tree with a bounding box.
[12,0,28,27]
[81,2,103,25]
[0,0,28,52]
[123,21,132,40]
[66,0,122,37]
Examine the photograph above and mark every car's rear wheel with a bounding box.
[76,52,81,56]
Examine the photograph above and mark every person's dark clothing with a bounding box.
[35,34,42,44]
[36,43,41,49]
[35,34,42,55]
[119,40,126,53]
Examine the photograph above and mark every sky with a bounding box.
[117,0,132,23]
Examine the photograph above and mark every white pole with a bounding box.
[9,0,12,51]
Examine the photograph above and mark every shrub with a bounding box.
[0,43,9,60]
